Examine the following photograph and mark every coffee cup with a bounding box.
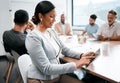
[101,42,110,55]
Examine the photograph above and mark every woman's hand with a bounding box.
[76,52,95,68]
[81,52,95,57]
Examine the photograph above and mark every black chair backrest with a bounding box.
[0,53,14,83]
[1,41,23,83]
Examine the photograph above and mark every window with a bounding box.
[72,0,120,27]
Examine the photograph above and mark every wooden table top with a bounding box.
[60,35,120,83]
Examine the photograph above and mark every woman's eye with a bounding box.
[50,15,55,18]
[50,16,53,18]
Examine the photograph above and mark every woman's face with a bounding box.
[41,9,56,28]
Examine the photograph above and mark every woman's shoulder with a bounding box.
[26,28,43,39]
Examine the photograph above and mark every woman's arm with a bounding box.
[25,33,76,75]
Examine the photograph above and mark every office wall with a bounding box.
[0,0,71,41]
[10,0,67,25]
[0,0,12,41]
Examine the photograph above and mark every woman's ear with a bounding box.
[38,13,43,24]
[38,13,43,21]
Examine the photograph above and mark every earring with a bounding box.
[40,19,43,24]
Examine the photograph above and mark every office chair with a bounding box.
[18,54,32,83]
[1,41,22,83]
[18,54,84,83]
[0,41,15,83]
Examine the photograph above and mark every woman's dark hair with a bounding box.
[32,1,55,25]
[90,14,97,20]
[14,9,29,25]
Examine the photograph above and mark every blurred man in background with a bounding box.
[97,10,120,41]
[54,14,73,35]
[82,14,99,37]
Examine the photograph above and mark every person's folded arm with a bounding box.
[108,36,120,41]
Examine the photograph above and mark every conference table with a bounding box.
[59,35,120,83]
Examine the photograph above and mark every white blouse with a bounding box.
[41,30,60,56]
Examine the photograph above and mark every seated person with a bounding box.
[26,1,95,83]
[54,14,73,36]
[82,14,99,37]
[3,9,29,55]
[97,10,120,41]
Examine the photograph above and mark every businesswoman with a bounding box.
[25,1,95,83]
